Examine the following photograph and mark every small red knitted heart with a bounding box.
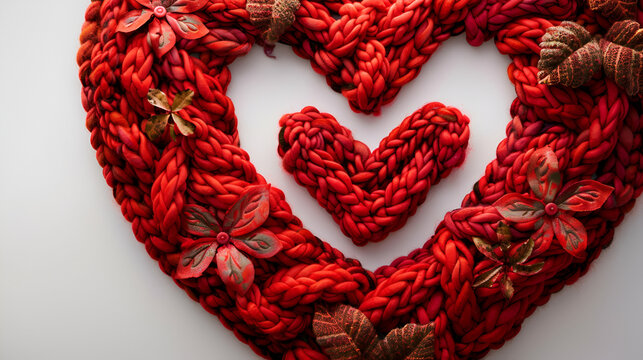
[278,103,470,245]
[77,0,643,359]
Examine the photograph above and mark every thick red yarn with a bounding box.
[77,0,643,359]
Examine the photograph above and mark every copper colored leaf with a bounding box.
[368,323,435,360]
[493,194,545,222]
[512,262,545,276]
[600,38,643,96]
[605,20,643,51]
[500,275,514,300]
[171,113,195,136]
[183,204,220,236]
[117,9,152,33]
[216,245,255,294]
[588,0,637,22]
[171,90,194,111]
[472,237,501,262]
[264,0,300,44]
[148,18,177,57]
[556,180,613,212]
[232,229,282,259]
[538,22,602,88]
[145,114,170,141]
[167,0,210,13]
[147,89,171,111]
[553,213,588,257]
[312,304,378,360]
[473,265,503,288]
[527,147,561,203]
[224,184,271,237]
[508,238,535,265]
[496,221,512,244]
[167,14,209,40]
[175,242,217,279]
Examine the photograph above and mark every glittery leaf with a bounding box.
[496,221,512,244]
[555,180,613,212]
[553,213,588,257]
[117,9,153,33]
[493,194,545,222]
[147,89,171,111]
[148,18,176,57]
[171,89,194,111]
[175,242,217,279]
[588,0,637,22]
[313,304,378,360]
[166,13,209,40]
[216,245,255,294]
[232,229,282,258]
[183,204,220,236]
[512,262,545,276]
[538,22,602,88]
[508,238,535,265]
[264,0,300,44]
[145,114,170,141]
[223,184,271,237]
[473,265,503,288]
[500,275,514,300]
[472,237,501,262]
[247,0,275,29]
[528,147,561,203]
[167,0,209,13]
[368,323,435,360]
[171,113,195,136]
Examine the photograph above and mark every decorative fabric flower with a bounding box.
[175,184,282,294]
[145,88,196,141]
[494,147,613,257]
[472,222,545,300]
[117,0,209,57]
[313,304,435,360]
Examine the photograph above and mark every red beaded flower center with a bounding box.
[216,232,230,244]
[153,6,167,18]
[545,203,558,216]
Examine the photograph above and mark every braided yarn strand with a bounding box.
[78,0,643,359]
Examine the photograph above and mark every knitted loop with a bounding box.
[78,0,643,359]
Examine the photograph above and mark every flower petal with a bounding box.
[216,245,255,294]
[145,113,170,141]
[232,229,282,259]
[117,9,153,33]
[175,242,217,279]
[183,204,220,236]
[147,18,176,57]
[512,262,545,276]
[553,214,588,257]
[147,88,171,111]
[224,184,271,236]
[473,265,503,288]
[556,180,614,212]
[500,275,514,300]
[527,147,561,203]
[508,238,535,265]
[167,0,209,13]
[135,0,156,8]
[493,193,545,222]
[472,237,501,262]
[166,13,209,40]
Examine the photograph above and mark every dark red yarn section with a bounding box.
[77,0,643,359]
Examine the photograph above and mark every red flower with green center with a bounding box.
[175,184,282,294]
[117,0,209,57]
[493,147,613,257]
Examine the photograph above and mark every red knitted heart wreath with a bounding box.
[77,0,643,359]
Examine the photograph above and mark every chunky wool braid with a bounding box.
[78,0,643,359]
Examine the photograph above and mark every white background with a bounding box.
[1,1,642,359]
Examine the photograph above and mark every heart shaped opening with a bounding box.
[229,35,513,270]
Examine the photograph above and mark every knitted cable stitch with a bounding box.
[77,0,643,359]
